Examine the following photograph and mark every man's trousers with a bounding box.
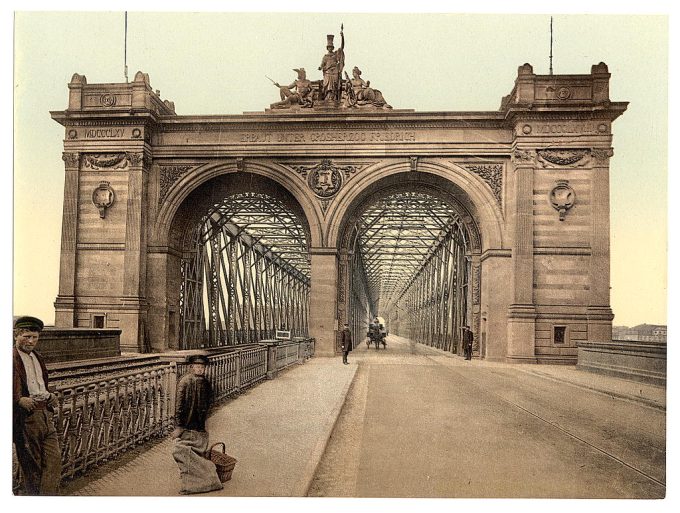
[14,410,61,495]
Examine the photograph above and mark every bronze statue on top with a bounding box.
[318,25,345,101]
[269,68,313,109]
[266,25,391,110]
[345,67,391,109]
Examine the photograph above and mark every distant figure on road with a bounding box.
[341,323,353,365]
[463,326,473,360]
[13,315,62,495]
[367,317,387,349]
[172,354,223,495]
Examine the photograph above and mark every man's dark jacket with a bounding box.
[13,347,51,440]
[175,373,213,432]
[341,328,353,351]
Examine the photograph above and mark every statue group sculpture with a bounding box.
[270,68,314,109]
[268,25,391,110]
[345,66,390,108]
[319,28,345,101]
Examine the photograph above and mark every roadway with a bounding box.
[308,335,665,498]
[62,335,665,498]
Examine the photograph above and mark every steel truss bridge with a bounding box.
[179,190,471,353]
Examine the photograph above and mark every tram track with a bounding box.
[429,354,666,490]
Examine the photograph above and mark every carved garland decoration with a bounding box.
[82,152,149,171]
[537,149,590,168]
[83,153,128,170]
[464,164,503,205]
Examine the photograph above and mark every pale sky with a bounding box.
[2,3,678,512]
[8,6,670,329]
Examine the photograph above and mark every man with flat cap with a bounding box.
[12,316,61,495]
[171,353,222,494]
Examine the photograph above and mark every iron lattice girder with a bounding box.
[200,193,310,283]
[355,191,468,304]
[180,192,311,348]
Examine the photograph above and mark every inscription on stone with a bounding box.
[239,130,416,143]
[85,128,125,139]
[534,122,599,135]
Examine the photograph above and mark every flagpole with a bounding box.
[124,11,129,83]
[549,16,554,75]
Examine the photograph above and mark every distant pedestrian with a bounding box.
[172,354,223,495]
[12,316,62,495]
[463,326,473,360]
[341,323,353,365]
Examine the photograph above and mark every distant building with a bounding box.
[613,324,667,343]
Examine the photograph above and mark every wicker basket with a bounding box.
[206,442,237,483]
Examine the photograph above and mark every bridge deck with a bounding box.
[63,336,665,498]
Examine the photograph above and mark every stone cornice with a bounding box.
[52,118,156,127]
[50,110,159,127]
[157,118,508,133]
[503,102,628,123]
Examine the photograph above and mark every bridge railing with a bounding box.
[52,362,177,481]
[175,345,269,402]
[14,337,315,485]
[259,337,315,378]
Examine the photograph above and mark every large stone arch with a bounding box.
[147,163,320,351]
[152,160,323,249]
[328,162,502,357]
[325,159,506,251]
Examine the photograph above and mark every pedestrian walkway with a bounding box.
[509,360,665,410]
[64,357,356,496]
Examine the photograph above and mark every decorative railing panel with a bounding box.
[15,338,313,488]
[276,342,301,371]
[299,338,316,359]
[53,362,177,480]
[176,346,269,402]
[240,346,269,387]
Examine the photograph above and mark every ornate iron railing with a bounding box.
[53,362,177,480]
[240,346,269,387]
[300,337,316,359]
[14,338,313,487]
[176,345,269,402]
[276,342,301,370]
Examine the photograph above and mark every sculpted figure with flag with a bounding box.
[318,24,345,100]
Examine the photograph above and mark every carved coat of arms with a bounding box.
[307,160,344,198]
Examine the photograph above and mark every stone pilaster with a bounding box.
[54,151,80,327]
[120,152,150,351]
[587,147,615,342]
[308,247,338,357]
[507,149,537,363]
